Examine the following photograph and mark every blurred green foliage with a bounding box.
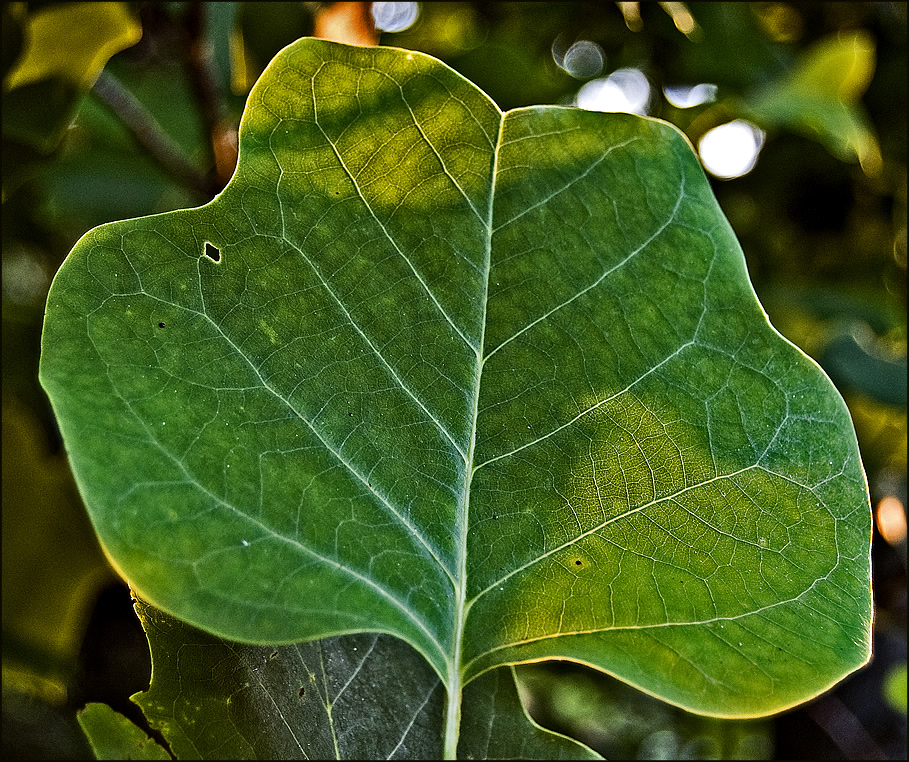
[77,702,170,761]
[516,661,773,760]
[3,2,905,759]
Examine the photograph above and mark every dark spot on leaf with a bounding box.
[158,322,166,328]
[204,242,221,262]
[575,559,583,566]
[269,651,278,660]
[298,686,305,697]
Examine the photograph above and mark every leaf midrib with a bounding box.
[101,65,768,703]
[441,78,505,762]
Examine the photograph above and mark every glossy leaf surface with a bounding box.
[40,38,872,731]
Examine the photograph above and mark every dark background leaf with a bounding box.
[130,597,598,760]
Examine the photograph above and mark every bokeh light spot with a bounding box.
[876,496,907,546]
[561,40,605,79]
[663,83,717,108]
[372,1,419,33]
[576,68,650,115]
[698,120,765,179]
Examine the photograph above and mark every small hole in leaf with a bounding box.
[204,242,221,262]
[575,559,583,566]
[158,322,166,328]
[269,651,278,660]
[298,686,306,697]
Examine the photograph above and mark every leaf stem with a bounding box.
[443,501,469,759]
[443,670,463,759]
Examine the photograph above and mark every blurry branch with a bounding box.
[312,2,378,46]
[184,2,238,191]
[616,2,643,32]
[617,1,701,40]
[92,2,371,199]
[91,70,215,200]
[806,693,887,760]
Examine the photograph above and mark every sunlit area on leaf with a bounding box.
[372,1,420,33]
[2,2,141,90]
[575,68,650,114]
[698,120,765,179]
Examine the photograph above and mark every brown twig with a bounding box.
[91,70,215,199]
[806,693,887,760]
[183,1,238,191]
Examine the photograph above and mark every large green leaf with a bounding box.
[40,38,872,753]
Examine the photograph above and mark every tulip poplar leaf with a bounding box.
[40,38,872,757]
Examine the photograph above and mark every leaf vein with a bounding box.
[311,78,477,352]
[485,171,687,360]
